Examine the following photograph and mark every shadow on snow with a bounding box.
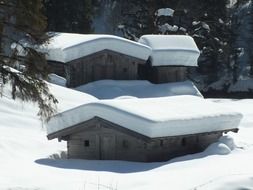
[34,145,228,173]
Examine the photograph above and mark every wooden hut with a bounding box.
[138,35,200,84]
[48,117,238,162]
[46,96,241,162]
[44,33,151,87]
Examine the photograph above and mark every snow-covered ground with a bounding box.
[75,80,203,99]
[1,83,253,190]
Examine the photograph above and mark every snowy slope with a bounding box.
[1,83,253,190]
[76,80,203,99]
[75,80,203,99]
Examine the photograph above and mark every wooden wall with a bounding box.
[48,51,193,87]
[67,122,148,161]
[48,61,66,77]
[63,50,146,87]
[65,119,222,162]
[139,64,188,84]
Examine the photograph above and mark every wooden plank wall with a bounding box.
[66,119,223,162]
[65,50,145,87]
[48,61,66,77]
[138,64,188,84]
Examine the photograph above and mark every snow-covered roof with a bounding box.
[138,35,200,67]
[41,33,152,63]
[47,95,242,138]
[75,80,203,99]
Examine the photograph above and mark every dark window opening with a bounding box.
[84,140,90,147]
[196,136,199,143]
[122,140,129,148]
[181,138,186,146]
[160,140,164,147]
[123,68,128,73]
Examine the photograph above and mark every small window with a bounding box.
[122,140,129,148]
[123,68,128,73]
[181,138,186,146]
[196,136,199,143]
[160,140,164,147]
[84,140,90,147]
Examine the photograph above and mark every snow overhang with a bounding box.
[46,95,242,139]
[40,33,152,63]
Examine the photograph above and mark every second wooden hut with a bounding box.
[138,35,200,83]
[43,33,152,87]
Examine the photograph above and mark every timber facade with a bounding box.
[48,49,146,88]
[48,117,238,162]
[139,64,188,83]
[48,61,66,77]
[48,51,192,87]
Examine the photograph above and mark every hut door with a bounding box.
[100,134,116,160]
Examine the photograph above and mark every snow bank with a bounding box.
[0,82,98,129]
[204,142,231,155]
[41,33,152,63]
[49,84,98,113]
[202,135,235,155]
[75,80,203,99]
[138,35,200,66]
[48,73,66,87]
[219,135,235,150]
[47,95,242,138]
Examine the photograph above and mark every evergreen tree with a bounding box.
[0,0,58,120]
[43,0,93,34]
[119,0,235,92]
[190,11,233,88]
[118,0,156,40]
[230,0,253,82]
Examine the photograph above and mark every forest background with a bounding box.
[10,0,253,97]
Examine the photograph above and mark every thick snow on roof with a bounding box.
[75,80,203,99]
[47,95,242,138]
[42,33,152,63]
[138,35,200,66]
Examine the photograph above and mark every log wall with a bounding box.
[139,64,188,84]
[64,50,145,87]
[66,119,223,162]
[48,61,66,77]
